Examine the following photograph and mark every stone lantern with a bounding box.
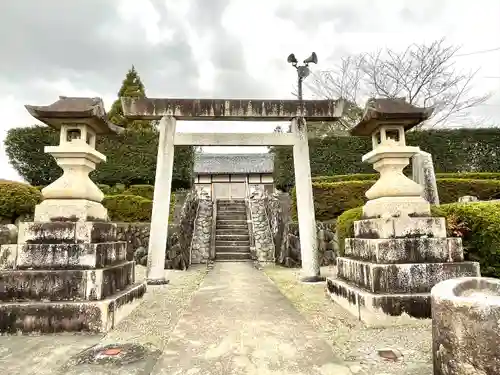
[25,96,114,222]
[350,97,434,219]
[325,98,480,326]
[0,97,146,335]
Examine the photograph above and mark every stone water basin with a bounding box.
[431,277,500,375]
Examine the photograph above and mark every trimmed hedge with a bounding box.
[0,180,176,223]
[312,172,500,183]
[103,194,152,222]
[336,202,500,278]
[123,185,155,200]
[4,126,194,188]
[273,128,500,190]
[0,181,42,221]
[292,178,500,221]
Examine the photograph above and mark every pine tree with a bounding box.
[108,66,153,130]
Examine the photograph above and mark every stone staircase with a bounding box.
[215,200,252,261]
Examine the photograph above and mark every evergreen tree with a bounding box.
[108,65,153,130]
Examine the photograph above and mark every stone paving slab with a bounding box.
[151,262,352,375]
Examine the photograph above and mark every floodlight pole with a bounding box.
[287,52,323,282]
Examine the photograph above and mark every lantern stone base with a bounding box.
[0,221,146,334]
[34,199,108,222]
[326,216,481,326]
[362,196,430,219]
[0,282,146,334]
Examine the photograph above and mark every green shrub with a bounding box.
[312,172,500,184]
[291,180,374,221]
[435,202,500,278]
[102,194,152,222]
[102,192,176,222]
[293,178,500,222]
[124,184,154,200]
[312,174,377,183]
[437,179,500,203]
[336,207,363,255]
[98,184,111,195]
[0,180,42,221]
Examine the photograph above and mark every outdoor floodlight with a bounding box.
[288,52,318,100]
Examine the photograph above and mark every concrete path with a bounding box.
[151,262,351,375]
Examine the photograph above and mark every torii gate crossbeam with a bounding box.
[122,97,344,284]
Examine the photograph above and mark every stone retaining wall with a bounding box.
[263,191,338,267]
[191,197,213,264]
[249,192,275,262]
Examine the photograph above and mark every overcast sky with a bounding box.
[1,0,500,182]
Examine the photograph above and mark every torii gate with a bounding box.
[122,98,344,284]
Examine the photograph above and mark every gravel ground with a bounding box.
[263,265,433,375]
[103,264,209,349]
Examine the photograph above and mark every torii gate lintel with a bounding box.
[122,98,345,284]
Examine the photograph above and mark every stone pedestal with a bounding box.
[0,221,146,334]
[326,216,480,326]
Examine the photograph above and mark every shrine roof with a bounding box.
[194,153,274,174]
[350,98,434,136]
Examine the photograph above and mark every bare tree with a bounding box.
[309,38,491,129]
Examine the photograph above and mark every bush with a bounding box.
[0,180,42,221]
[4,126,194,189]
[434,202,500,278]
[293,178,500,222]
[124,184,154,200]
[336,207,363,255]
[272,128,500,190]
[102,192,176,222]
[291,180,375,221]
[312,172,500,184]
[437,179,500,202]
[102,194,153,222]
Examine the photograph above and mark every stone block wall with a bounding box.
[281,221,338,267]
[0,224,17,270]
[191,198,213,264]
[262,191,338,267]
[249,194,275,262]
[125,189,200,270]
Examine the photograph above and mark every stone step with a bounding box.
[217,206,246,211]
[216,259,252,263]
[217,214,247,220]
[217,207,247,215]
[16,241,128,270]
[18,221,118,244]
[215,240,250,247]
[354,217,447,239]
[326,277,432,325]
[216,229,249,235]
[215,246,251,253]
[336,257,480,294]
[344,237,463,264]
[216,252,251,261]
[0,261,135,302]
[216,223,248,229]
[215,234,250,242]
[0,282,147,334]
